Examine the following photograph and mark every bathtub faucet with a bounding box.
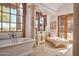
[8,32,17,40]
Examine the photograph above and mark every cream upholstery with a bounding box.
[47,37,70,48]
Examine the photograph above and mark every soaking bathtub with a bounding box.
[0,38,34,56]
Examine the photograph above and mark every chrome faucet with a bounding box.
[8,32,15,39]
[8,32,17,43]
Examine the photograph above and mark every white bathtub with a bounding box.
[0,38,34,56]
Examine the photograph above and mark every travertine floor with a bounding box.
[32,42,72,56]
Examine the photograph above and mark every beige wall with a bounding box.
[26,6,32,38]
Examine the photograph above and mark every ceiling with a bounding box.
[40,3,64,12]
[35,3,73,15]
[35,3,64,15]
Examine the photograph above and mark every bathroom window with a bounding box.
[40,16,44,31]
[17,8,23,16]
[11,23,16,31]
[2,13,9,22]
[11,15,16,23]
[17,24,22,31]
[17,16,23,23]
[36,12,47,31]
[2,22,9,31]
[58,14,73,39]
[0,3,23,32]
[36,13,39,31]
[11,7,16,14]
[3,5,10,13]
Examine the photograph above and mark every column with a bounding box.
[73,3,79,56]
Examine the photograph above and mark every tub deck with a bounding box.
[0,38,34,56]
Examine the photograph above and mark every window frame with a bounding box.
[36,12,47,31]
[0,3,23,32]
[58,13,73,39]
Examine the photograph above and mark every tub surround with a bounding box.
[0,38,34,48]
[0,32,23,40]
[0,38,34,56]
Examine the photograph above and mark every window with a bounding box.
[11,23,16,31]
[36,14,39,31]
[36,12,47,31]
[17,16,22,23]
[0,3,23,32]
[58,17,65,38]
[3,5,10,13]
[11,7,16,14]
[2,22,9,31]
[2,13,9,22]
[17,24,22,31]
[40,16,44,31]
[17,8,23,15]
[58,14,73,39]
[67,15,73,40]
[11,15,16,22]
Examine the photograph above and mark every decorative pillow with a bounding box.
[50,32,56,37]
